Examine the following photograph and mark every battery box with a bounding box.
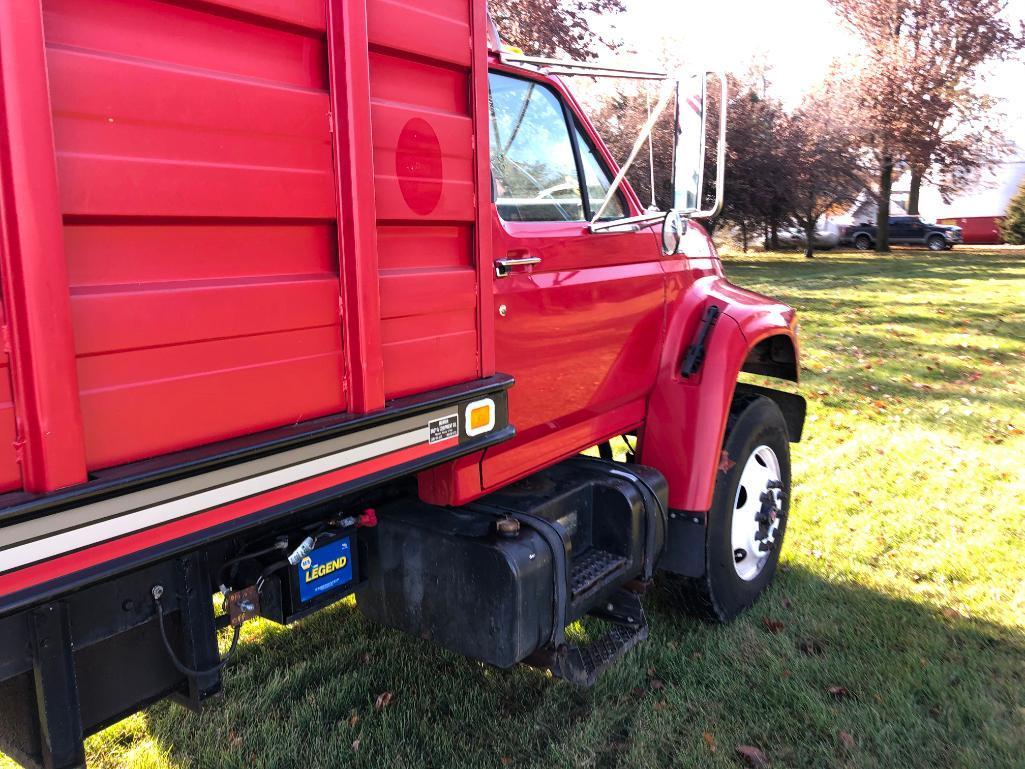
[259,528,363,624]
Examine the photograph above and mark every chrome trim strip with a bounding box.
[0,408,458,573]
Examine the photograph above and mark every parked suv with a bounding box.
[843,216,963,251]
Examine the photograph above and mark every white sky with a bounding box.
[593,0,1025,149]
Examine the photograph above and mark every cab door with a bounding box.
[482,70,666,489]
[905,216,926,242]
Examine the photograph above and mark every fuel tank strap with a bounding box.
[467,503,571,648]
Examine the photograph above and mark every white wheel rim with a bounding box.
[731,445,783,581]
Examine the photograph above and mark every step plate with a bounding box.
[570,549,627,597]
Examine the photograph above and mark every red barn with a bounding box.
[928,157,1025,245]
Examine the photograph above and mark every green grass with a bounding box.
[4,248,1024,769]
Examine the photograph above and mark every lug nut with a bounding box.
[734,548,747,563]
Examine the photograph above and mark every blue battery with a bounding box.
[296,536,353,603]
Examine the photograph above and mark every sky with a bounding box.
[592,0,1025,151]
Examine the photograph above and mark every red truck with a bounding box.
[0,2,804,767]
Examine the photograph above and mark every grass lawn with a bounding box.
[3,248,1023,769]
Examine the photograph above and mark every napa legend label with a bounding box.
[297,537,353,603]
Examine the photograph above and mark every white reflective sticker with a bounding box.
[428,414,459,444]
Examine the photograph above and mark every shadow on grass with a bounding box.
[135,565,1024,769]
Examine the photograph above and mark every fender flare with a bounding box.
[639,281,803,514]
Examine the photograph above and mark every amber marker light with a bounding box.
[464,398,496,437]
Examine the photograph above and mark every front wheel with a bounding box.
[854,234,872,250]
[927,234,947,252]
[669,396,792,622]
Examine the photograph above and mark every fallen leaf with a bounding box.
[761,616,785,634]
[942,607,961,620]
[839,731,855,749]
[703,731,717,753]
[351,737,361,752]
[653,699,668,711]
[718,450,736,473]
[826,686,852,700]
[347,713,360,728]
[735,745,770,768]
[649,678,665,691]
[500,757,512,766]
[374,691,394,710]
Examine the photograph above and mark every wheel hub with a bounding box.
[731,446,784,581]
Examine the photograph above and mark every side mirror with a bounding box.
[672,72,727,220]
[661,210,686,254]
[587,71,728,233]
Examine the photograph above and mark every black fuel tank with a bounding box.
[358,458,668,669]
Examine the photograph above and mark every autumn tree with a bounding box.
[1000,179,1025,245]
[828,0,1024,251]
[713,70,794,251]
[588,82,677,211]
[489,0,625,59]
[786,92,863,258]
[905,94,1012,215]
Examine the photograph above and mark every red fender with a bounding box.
[639,262,799,514]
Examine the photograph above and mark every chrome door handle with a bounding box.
[494,256,541,277]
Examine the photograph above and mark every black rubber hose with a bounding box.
[217,542,288,589]
[153,590,242,678]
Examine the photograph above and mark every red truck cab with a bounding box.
[0,3,803,767]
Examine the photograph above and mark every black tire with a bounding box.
[854,234,872,250]
[668,396,792,623]
[927,234,946,252]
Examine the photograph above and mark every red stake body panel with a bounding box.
[44,0,347,472]
[0,0,497,604]
[366,0,489,398]
[0,0,493,481]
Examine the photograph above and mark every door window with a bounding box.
[489,73,629,224]
[489,73,583,222]
[575,125,626,220]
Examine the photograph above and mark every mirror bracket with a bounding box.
[676,72,728,221]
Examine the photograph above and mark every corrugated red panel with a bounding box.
[42,0,345,470]
[366,0,481,398]
[0,299,21,492]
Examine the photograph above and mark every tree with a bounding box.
[720,80,792,251]
[786,93,863,258]
[827,0,1024,252]
[905,93,1011,215]
[588,83,677,212]
[489,0,625,59]
[1000,179,1025,245]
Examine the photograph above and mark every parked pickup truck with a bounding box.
[843,215,963,250]
[0,3,804,768]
